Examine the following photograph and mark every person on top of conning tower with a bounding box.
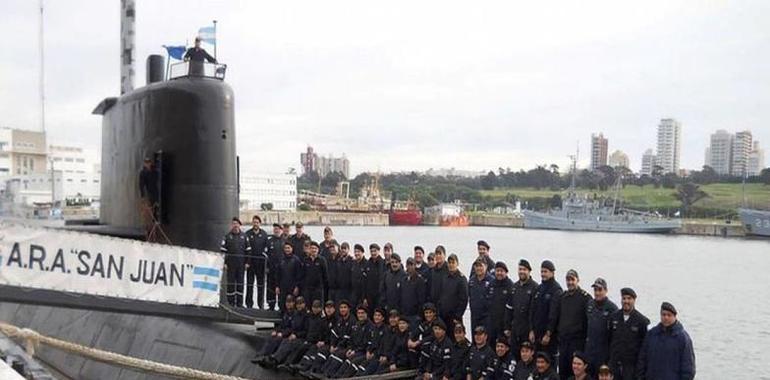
[138,157,159,207]
[184,36,217,63]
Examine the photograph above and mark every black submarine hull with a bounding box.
[96,75,238,251]
[0,302,285,379]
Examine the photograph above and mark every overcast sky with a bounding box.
[2,0,769,175]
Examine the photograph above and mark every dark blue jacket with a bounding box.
[529,278,563,336]
[276,254,302,293]
[507,277,538,339]
[584,298,618,368]
[245,227,268,266]
[637,321,695,380]
[468,272,494,321]
[380,266,406,312]
[487,276,515,336]
[397,273,427,318]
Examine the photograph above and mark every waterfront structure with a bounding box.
[748,141,765,176]
[590,133,608,170]
[300,145,350,178]
[640,149,657,176]
[656,118,681,174]
[708,130,733,175]
[608,150,630,169]
[239,172,297,211]
[731,131,753,177]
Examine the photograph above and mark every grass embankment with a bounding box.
[481,183,770,218]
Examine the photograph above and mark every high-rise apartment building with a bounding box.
[731,131,753,176]
[590,133,608,170]
[300,146,350,178]
[748,141,765,177]
[656,119,682,173]
[708,130,733,175]
[640,149,657,176]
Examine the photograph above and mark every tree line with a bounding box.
[297,166,770,216]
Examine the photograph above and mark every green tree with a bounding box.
[480,171,498,190]
[760,168,770,185]
[675,182,708,217]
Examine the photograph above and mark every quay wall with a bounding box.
[240,210,388,226]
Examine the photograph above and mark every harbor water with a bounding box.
[304,225,770,379]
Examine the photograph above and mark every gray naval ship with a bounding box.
[523,157,681,234]
[738,208,770,237]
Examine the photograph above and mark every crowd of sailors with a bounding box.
[221,216,696,380]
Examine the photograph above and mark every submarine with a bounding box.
[0,2,285,379]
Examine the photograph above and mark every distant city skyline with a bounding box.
[2,1,770,176]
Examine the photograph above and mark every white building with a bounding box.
[731,131,753,177]
[608,150,630,169]
[48,144,101,174]
[590,133,608,170]
[748,141,765,176]
[240,173,297,211]
[656,118,682,174]
[708,130,733,175]
[640,149,657,176]
[0,128,48,187]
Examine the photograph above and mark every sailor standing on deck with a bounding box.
[584,278,618,374]
[364,243,386,311]
[276,241,302,312]
[220,217,250,306]
[488,261,515,345]
[470,240,496,275]
[607,288,649,380]
[636,302,695,380]
[552,269,591,380]
[264,223,285,311]
[529,260,563,366]
[468,260,493,332]
[184,37,217,75]
[289,222,312,260]
[138,157,159,222]
[301,241,329,305]
[507,259,538,357]
[245,215,268,309]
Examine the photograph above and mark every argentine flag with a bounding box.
[192,266,220,292]
[198,26,216,45]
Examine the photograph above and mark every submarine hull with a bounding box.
[97,76,238,251]
[0,302,287,379]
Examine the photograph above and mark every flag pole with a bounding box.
[212,20,217,59]
[164,46,170,80]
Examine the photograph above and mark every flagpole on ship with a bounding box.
[212,20,217,59]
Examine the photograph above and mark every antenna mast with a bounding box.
[39,0,45,133]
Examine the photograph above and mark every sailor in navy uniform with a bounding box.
[220,217,250,306]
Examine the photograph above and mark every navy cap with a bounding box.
[592,278,607,289]
[541,260,555,272]
[536,351,552,364]
[621,287,637,299]
[661,302,677,315]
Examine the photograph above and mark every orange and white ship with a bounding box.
[423,203,470,227]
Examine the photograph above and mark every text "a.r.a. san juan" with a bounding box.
[2,242,191,286]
